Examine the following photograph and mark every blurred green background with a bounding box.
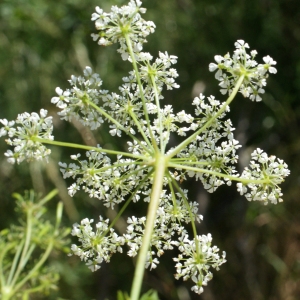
[0,0,300,299]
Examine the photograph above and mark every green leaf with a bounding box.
[117,291,130,300]
[140,289,160,300]
[116,290,159,300]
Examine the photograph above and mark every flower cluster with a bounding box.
[123,190,203,269]
[138,51,180,90]
[174,93,241,192]
[237,148,290,204]
[59,149,151,208]
[145,105,196,149]
[70,217,125,272]
[173,233,226,294]
[99,72,145,137]
[51,66,104,130]
[209,40,277,101]
[52,57,179,140]
[70,188,210,284]
[0,109,53,164]
[91,0,155,60]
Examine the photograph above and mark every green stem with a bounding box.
[93,161,145,175]
[9,208,33,288]
[150,74,164,152]
[0,243,18,290]
[170,159,211,166]
[124,34,158,152]
[38,189,59,208]
[128,109,153,151]
[33,137,144,160]
[12,238,54,296]
[87,101,151,154]
[87,100,127,132]
[115,166,150,184]
[167,177,178,211]
[168,162,270,185]
[167,75,245,159]
[9,201,61,297]
[169,175,199,252]
[6,241,23,286]
[106,169,154,234]
[130,154,167,300]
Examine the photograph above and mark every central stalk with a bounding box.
[130,153,168,300]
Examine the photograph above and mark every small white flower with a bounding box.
[262,55,277,74]
[238,149,289,204]
[173,233,226,294]
[70,216,125,271]
[209,40,277,102]
[0,110,53,164]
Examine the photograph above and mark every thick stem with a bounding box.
[130,154,167,300]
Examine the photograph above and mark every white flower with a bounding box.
[209,40,277,101]
[60,149,152,208]
[51,87,70,109]
[262,55,277,74]
[0,110,53,164]
[91,0,155,60]
[237,149,290,204]
[51,67,104,130]
[173,233,226,295]
[234,39,249,49]
[70,216,125,271]
[209,55,225,80]
[0,119,15,137]
[138,51,180,91]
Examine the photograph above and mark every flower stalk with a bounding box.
[130,154,167,300]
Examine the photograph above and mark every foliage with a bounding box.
[0,190,70,300]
